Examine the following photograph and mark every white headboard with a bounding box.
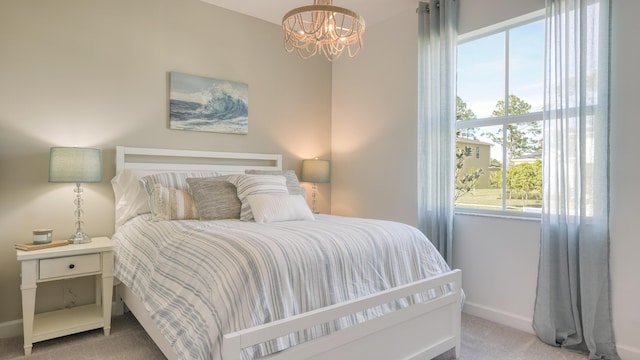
[115,146,283,175]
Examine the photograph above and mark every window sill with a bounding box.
[454,209,541,222]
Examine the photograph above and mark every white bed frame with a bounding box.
[114,146,462,360]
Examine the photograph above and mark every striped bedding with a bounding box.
[112,214,452,360]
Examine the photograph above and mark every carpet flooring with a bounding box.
[0,312,588,359]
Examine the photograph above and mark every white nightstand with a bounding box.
[16,236,114,356]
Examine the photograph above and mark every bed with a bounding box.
[111,146,462,360]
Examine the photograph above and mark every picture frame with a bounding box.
[169,72,248,134]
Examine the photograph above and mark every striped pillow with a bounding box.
[245,169,306,199]
[227,174,289,221]
[149,184,199,221]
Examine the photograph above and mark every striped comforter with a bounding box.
[112,214,452,360]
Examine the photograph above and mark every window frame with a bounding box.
[455,10,545,220]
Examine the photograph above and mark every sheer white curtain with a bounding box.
[533,0,618,358]
[417,0,458,265]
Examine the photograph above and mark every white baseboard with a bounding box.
[463,301,640,359]
[462,301,534,335]
[618,344,640,360]
[0,318,22,339]
[112,298,124,316]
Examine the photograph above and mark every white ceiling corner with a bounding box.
[200,0,418,27]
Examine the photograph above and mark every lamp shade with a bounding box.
[301,159,330,183]
[49,147,103,183]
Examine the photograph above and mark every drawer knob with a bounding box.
[68,264,75,269]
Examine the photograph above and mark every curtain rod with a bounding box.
[417,1,438,14]
[417,0,455,14]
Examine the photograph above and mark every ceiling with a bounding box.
[200,0,417,27]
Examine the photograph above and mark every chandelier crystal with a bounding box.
[282,0,365,62]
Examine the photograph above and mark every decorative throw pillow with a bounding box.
[149,184,199,221]
[227,174,289,221]
[247,194,315,224]
[140,171,221,197]
[186,176,241,220]
[245,169,306,199]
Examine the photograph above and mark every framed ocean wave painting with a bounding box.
[169,72,248,134]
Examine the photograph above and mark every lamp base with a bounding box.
[69,231,91,244]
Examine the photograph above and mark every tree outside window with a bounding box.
[454,13,544,215]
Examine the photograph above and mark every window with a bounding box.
[455,11,544,217]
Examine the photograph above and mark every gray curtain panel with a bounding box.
[533,0,619,359]
[417,0,458,266]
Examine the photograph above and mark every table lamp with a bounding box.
[301,158,330,213]
[48,147,102,244]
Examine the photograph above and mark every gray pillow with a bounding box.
[186,176,241,220]
[245,169,306,199]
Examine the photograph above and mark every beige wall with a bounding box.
[331,8,419,224]
[609,0,640,355]
[0,0,331,324]
[332,0,640,358]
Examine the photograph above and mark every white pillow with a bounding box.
[247,194,314,224]
[227,174,289,221]
[111,169,157,228]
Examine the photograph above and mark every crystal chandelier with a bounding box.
[282,0,365,62]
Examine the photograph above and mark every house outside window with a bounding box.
[455,10,544,217]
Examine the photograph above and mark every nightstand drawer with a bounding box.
[39,254,101,280]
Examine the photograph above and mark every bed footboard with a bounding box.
[223,269,462,360]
